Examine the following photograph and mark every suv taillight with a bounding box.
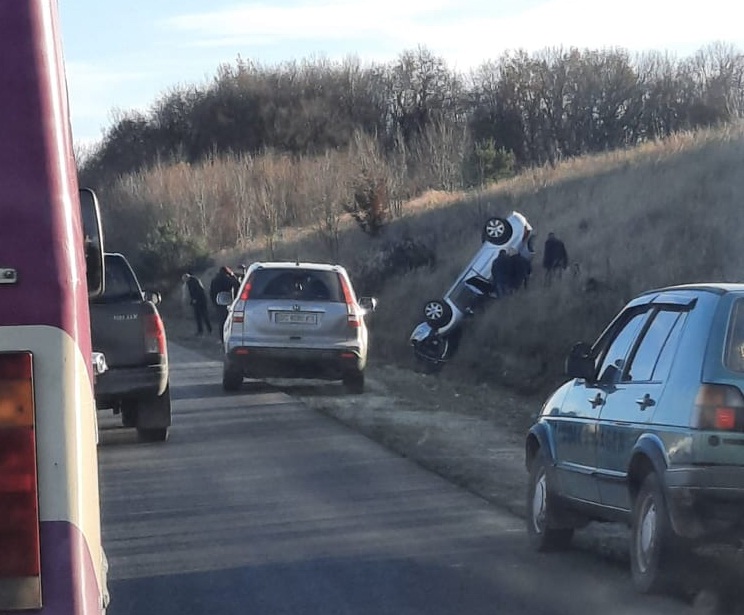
[145,313,167,355]
[232,280,252,324]
[694,384,744,431]
[339,275,361,328]
[0,352,42,609]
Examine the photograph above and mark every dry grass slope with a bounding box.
[203,124,744,395]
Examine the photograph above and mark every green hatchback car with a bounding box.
[525,284,744,593]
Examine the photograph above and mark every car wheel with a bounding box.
[120,400,137,428]
[222,364,243,391]
[137,427,168,442]
[343,370,364,394]
[630,473,680,594]
[423,299,453,329]
[483,217,513,245]
[526,452,574,551]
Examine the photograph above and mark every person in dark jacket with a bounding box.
[210,266,240,332]
[490,249,512,298]
[182,273,212,335]
[542,232,568,285]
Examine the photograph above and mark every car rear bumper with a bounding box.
[226,346,365,379]
[665,466,744,541]
[95,362,168,406]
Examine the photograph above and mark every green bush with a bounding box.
[135,223,212,289]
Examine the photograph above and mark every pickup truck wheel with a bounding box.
[121,401,137,428]
[343,370,364,394]
[223,365,243,391]
[526,452,574,551]
[137,427,168,442]
[630,473,681,593]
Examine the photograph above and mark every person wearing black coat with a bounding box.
[182,273,212,335]
[210,266,240,332]
[542,232,568,285]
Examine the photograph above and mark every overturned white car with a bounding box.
[410,211,534,367]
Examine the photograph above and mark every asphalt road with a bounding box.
[97,343,694,615]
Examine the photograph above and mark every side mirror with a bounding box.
[143,290,161,305]
[565,342,595,381]
[79,188,105,299]
[359,296,377,312]
[216,291,234,306]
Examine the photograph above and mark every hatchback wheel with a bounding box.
[343,370,364,394]
[222,364,243,391]
[423,299,453,329]
[526,453,574,551]
[630,473,680,593]
[483,217,513,245]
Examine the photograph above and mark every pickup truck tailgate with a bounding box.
[89,254,150,368]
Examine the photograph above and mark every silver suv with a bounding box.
[218,262,376,393]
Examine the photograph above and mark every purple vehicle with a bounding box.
[0,2,108,613]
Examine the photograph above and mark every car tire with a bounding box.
[630,473,681,594]
[120,400,137,428]
[343,370,365,394]
[526,452,574,551]
[222,365,243,391]
[137,427,168,442]
[483,217,513,245]
[423,299,453,329]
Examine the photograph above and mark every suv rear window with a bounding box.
[249,268,343,302]
[725,299,744,372]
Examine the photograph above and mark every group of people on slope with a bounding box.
[181,264,246,336]
[490,231,569,298]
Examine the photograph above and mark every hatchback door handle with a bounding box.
[635,393,656,410]
[588,393,604,409]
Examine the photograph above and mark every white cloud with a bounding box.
[165,0,744,69]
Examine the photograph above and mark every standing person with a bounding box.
[210,266,240,332]
[542,232,568,286]
[182,273,212,336]
[490,249,511,298]
[235,263,247,283]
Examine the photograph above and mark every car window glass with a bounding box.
[596,311,648,385]
[625,310,682,382]
[250,269,343,302]
[96,256,140,302]
[725,299,744,373]
[651,312,686,381]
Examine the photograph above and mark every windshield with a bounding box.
[249,268,343,302]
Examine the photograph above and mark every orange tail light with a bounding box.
[0,352,42,609]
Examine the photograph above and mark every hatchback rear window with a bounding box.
[249,268,343,302]
[725,299,744,372]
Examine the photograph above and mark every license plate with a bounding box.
[275,312,318,325]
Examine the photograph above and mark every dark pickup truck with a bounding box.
[90,252,171,442]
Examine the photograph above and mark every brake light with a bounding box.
[145,312,167,355]
[694,384,744,431]
[339,275,361,328]
[240,281,252,301]
[0,352,41,589]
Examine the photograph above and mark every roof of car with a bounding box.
[641,283,744,296]
[250,261,346,272]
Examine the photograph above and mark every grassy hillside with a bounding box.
[194,124,744,395]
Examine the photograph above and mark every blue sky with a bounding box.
[60,0,744,145]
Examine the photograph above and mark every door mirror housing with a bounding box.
[79,188,105,299]
[143,290,161,305]
[216,291,234,306]
[565,342,595,381]
[359,296,377,312]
